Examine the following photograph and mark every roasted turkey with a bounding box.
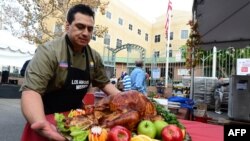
[94,90,157,130]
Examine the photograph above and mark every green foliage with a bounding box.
[149,98,185,129]
[185,20,203,69]
[10,0,110,44]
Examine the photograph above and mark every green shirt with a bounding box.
[20,35,109,94]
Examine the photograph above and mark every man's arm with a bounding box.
[21,90,46,124]
[21,90,65,141]
[101,83,121,95]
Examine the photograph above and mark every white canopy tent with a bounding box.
[193,0,250,50]
[0,30,36,71]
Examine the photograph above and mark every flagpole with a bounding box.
[165,0,172,88]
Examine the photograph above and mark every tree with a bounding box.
[0,0,26,36]
[185,20,203,70]
[7,0,109,44]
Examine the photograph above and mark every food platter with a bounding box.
[55,91,192,141]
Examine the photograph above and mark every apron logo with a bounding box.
[72,80,89,85]
[76,85,88,90]
[59,61,68,68]
[72,80,89,90]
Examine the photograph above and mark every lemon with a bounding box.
[130,136,144,141]
[137,135,152,141]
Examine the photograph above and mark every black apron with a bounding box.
[42,35,94,115]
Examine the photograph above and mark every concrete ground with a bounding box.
[0,84,26,141]
[0,99,26,141]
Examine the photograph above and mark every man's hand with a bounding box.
[31,120,66,141]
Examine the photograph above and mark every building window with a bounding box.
[118,18,123,25]
[145,33,148,41]
[170,32,173,40]
[129,24,133,30]
[154,51,160,58]
[106,11,111,19]
[104,34,110,45]
[169,50,172,57]
[116,39,122,48]
[54,23,63,35]
[138,29,141,35]
[181,30,189,39]
[169,43,172,47]
[161,67,165,77]
[154,35,161,42]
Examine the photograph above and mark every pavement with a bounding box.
[0,84,25,141]
[0,99,26,141]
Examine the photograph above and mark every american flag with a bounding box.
[165,0,172,37]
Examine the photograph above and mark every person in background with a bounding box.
[117,77,124,91]
[20,60,31,77]
[20,49,37,77]
[156,77,165,94]
[214,76,229,114]
[121,71,131,91]
[130,60,147,95]
[20,4,120,141]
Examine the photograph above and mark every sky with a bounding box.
[118,0,194,22]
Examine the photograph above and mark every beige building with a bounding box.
[91,0,192,80]
[49,0,192,81]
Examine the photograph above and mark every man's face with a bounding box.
[66,12,94,48]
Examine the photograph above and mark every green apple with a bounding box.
[153,120,169,138]
[137,120,156,139]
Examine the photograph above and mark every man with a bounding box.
[20,50,37,77]
[20,4,120,141]
[130,60,147,94]
[20,59,30,77]
[156,77,165,94]
[214,77,229,114]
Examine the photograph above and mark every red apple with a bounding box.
[108,125,131,141]
[161,125,183,141]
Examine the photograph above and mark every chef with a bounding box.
[20,4,120,141]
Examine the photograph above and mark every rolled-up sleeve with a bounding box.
[20,44,57,94]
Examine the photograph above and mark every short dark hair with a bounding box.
[67,4,95,24]
[135,60,143,67]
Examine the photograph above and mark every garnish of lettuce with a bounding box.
[69,126,89,141]
[54,113,69,132]
[54,113,89,141]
